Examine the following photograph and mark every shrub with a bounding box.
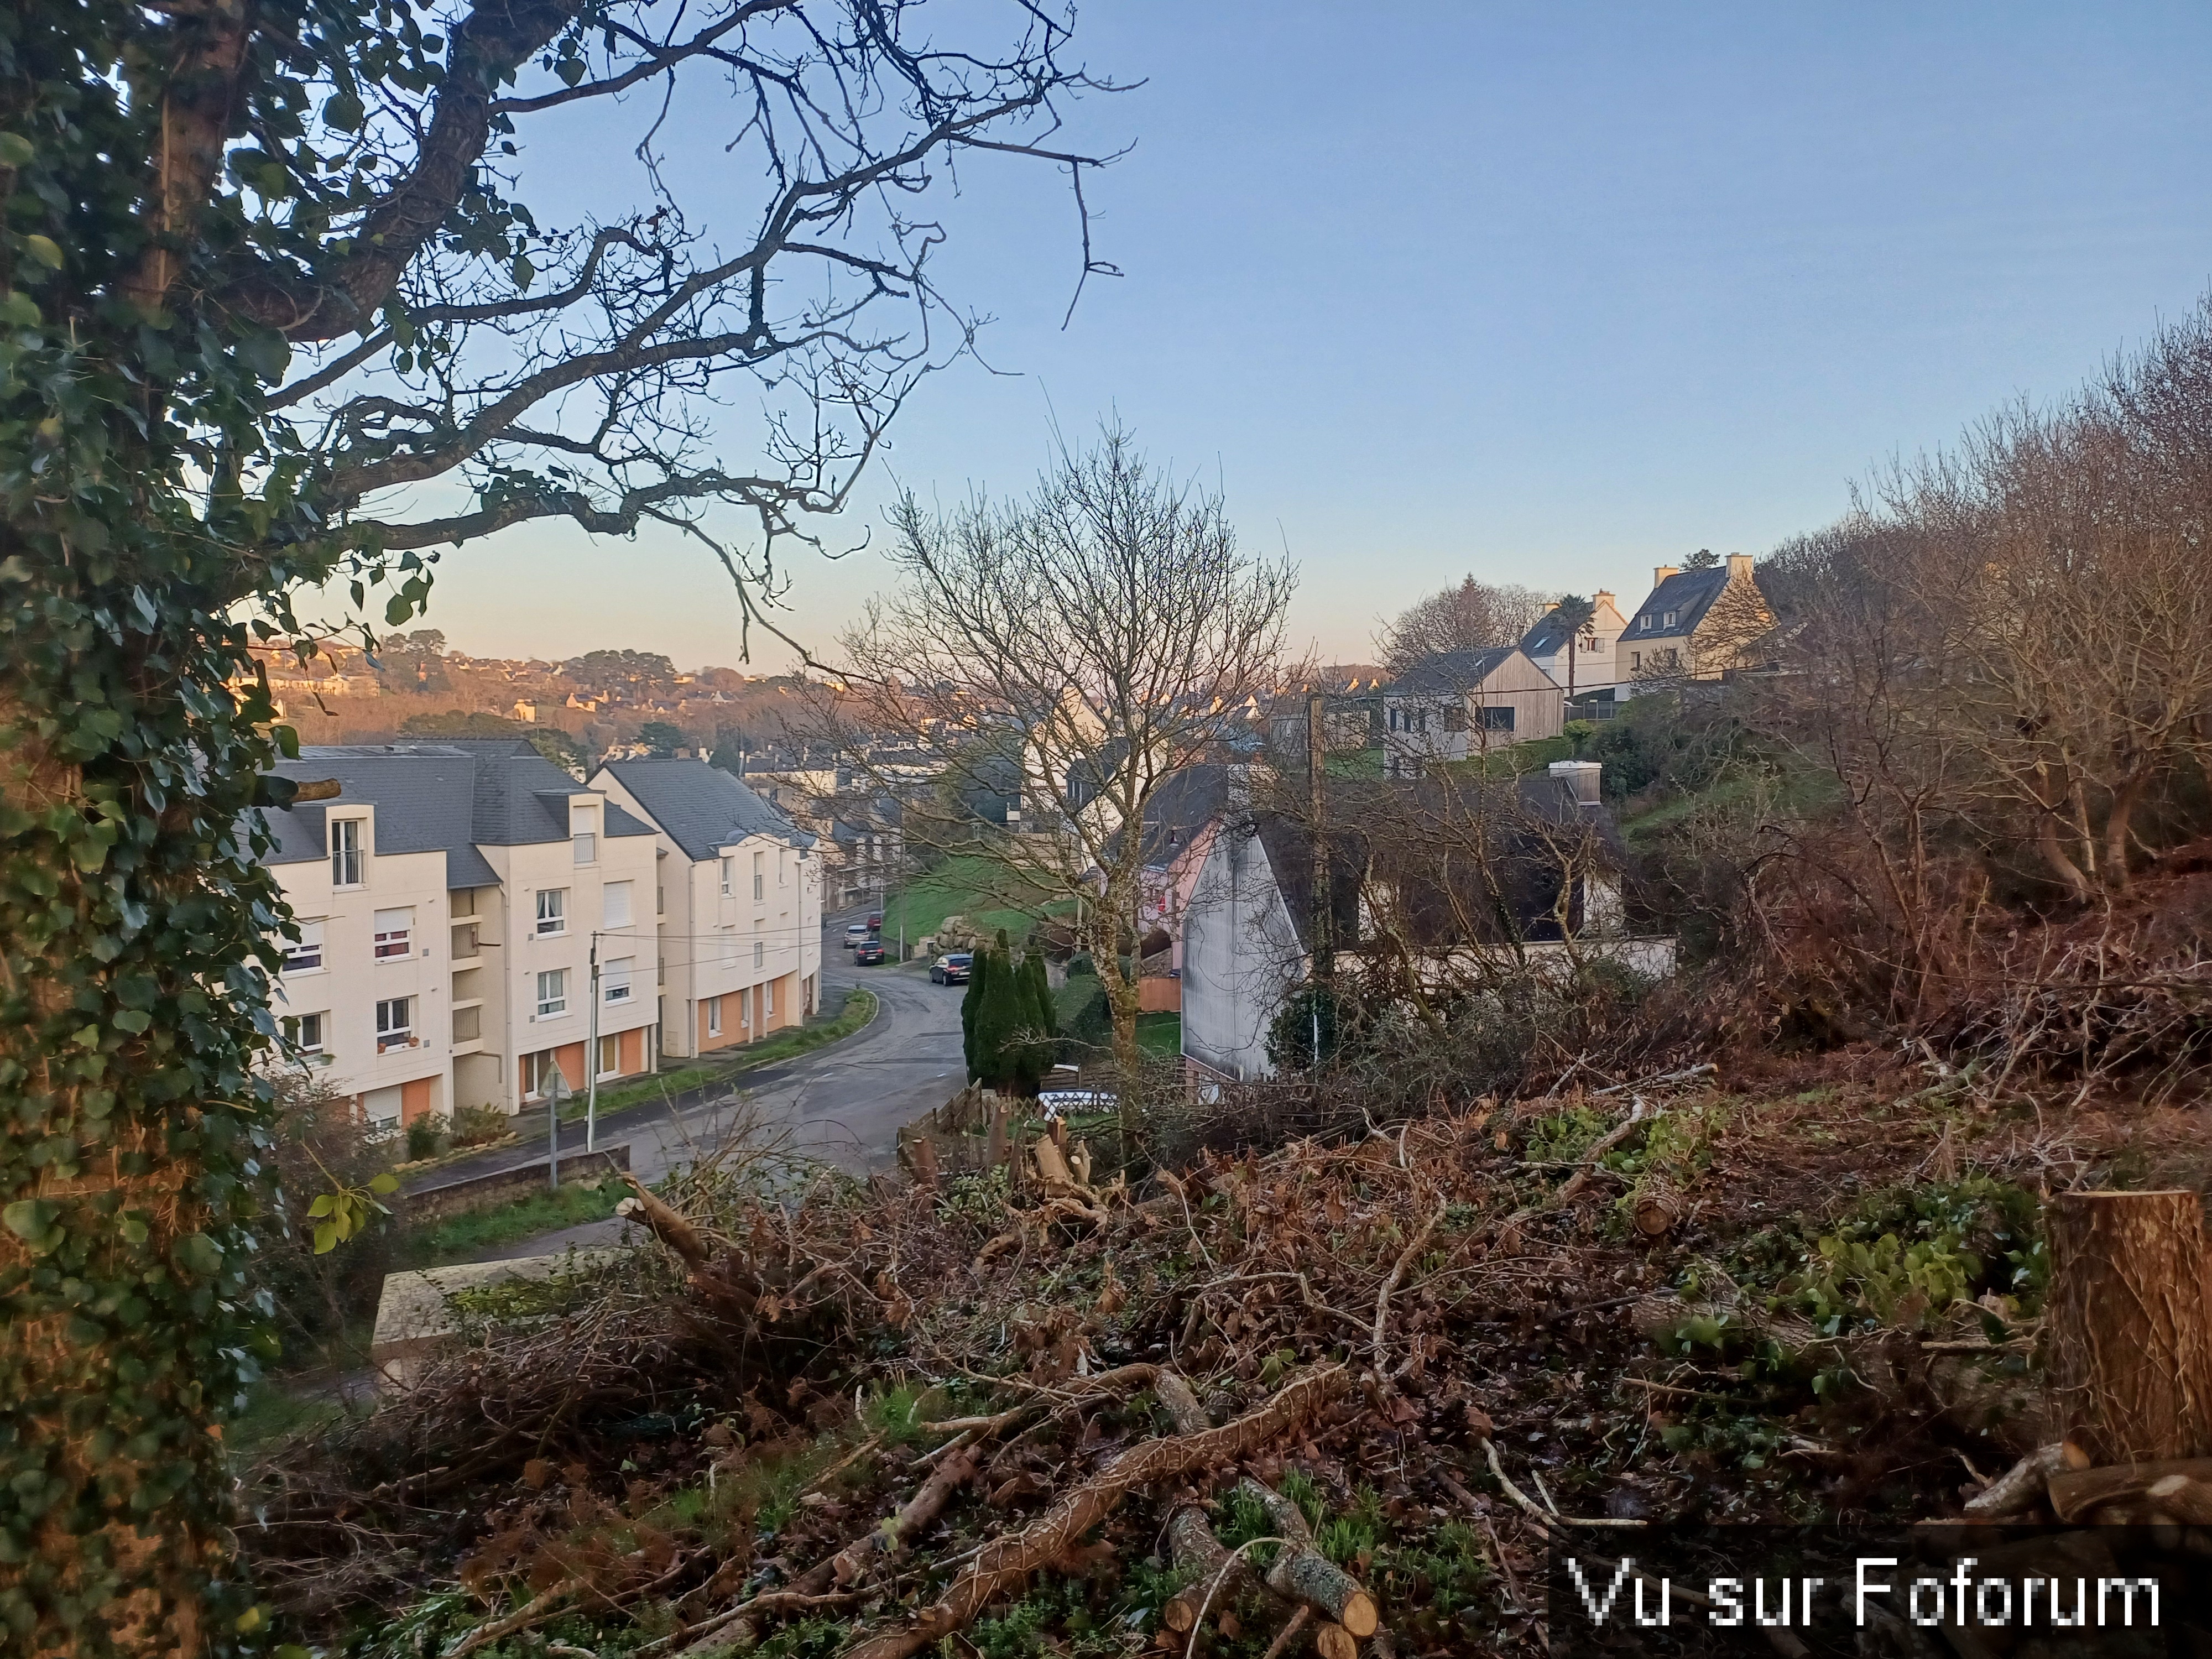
[406,1112,451,1161]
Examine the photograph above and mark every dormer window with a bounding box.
[330,818,364,886]
[1662,610,1678,628]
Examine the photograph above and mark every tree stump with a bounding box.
[2047,1190,2212,1463]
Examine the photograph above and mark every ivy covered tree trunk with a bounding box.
[2,4,315,1650]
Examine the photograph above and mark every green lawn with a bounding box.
[1136,1012,1181,1058]
[397,1174,628,1270]
[883,855,1055,946]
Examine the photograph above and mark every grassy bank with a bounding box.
[397,1174,629,1270]
[882,854,1055,943]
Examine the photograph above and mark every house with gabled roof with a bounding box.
[1380,646,1563,778]
[592,758,822,1060]
[1519,589,1629,701]
[1617,554,1776,693]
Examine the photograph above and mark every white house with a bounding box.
[259,742,662,1129]
[1518,590,1630,701]
[590,758,823,1058]
[1180,762,1672,1084]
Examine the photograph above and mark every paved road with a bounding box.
[444,913,965,1261]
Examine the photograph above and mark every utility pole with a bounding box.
[586,933,600,1152]
[1307,691,1332,1068]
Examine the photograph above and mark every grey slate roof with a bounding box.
[259,740,651,889]
[1623,567,1731,643]
[1520,608,1588,657]
[1386,646,1517,697]
[595,758,808,862]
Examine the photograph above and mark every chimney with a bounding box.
[1548,759,1602,807]
[1653,565,1679,589]
[1726,552,1755,581]
[1594,589,1614,603]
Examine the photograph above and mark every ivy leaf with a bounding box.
[0,290,40,327]
[323,91,366,132]
[112,1010,152,1034]
[0,132,33,166]
[174,1233,223,1276]
[20,234,63,269]
[4,1198,59,1244]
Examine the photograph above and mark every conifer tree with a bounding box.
[961,948,989,1084]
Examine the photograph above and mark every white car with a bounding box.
[843,922,872,947]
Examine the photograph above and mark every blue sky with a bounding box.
[409,2,2212,671]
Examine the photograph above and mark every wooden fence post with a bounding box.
[2047,1189,2212,1462]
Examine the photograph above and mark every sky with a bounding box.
[392,2,2212,674]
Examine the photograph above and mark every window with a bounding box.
[1442,705,1468,734]
[572,828,596,865]
[764,979,774,1016]
[1662,610,1678,628]
[330,818,364,885]
[752,851,764,901]
[536,888,566,936]
[1630,651,1642,671]
[536,968,567,1018]
[451,887,475,918]
[1480,706,1516,733]
[753,938,765,969]
[281,920,324,974]
[598,1034,619,1077]
[281,1011,327,1054]
[706,997,722,1037]
[374,997,411,1051]
[603,880,633,928]
[372,907,413,961]
[603,956,633,1004]
[719,857,734,896]
[657,882,666,915]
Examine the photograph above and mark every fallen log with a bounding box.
[1237,1479,1378,1638]
[1961,1441,2089,1517]
[2047,1455,2212,1522]
[838,1365,1352,1659]
[618,1175,709,1268]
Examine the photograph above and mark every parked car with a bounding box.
[854,940,886,966]
[930,952,973,985]
[843,922,871,947]
[865,912,883,930]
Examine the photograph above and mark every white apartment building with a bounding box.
[258,742,661,1128]
[591,758,821,1059]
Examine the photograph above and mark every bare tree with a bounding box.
[262,2,1126,653]
[1378,575,1553,672]
[832,426,1295,1097]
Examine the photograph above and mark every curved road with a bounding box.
[450,912,964,1261]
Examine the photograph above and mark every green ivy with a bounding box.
[0,0,459,1647]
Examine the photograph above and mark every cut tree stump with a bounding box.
[2047,1190,2212,1463]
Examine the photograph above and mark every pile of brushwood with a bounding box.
[242,1046,2211,1658]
